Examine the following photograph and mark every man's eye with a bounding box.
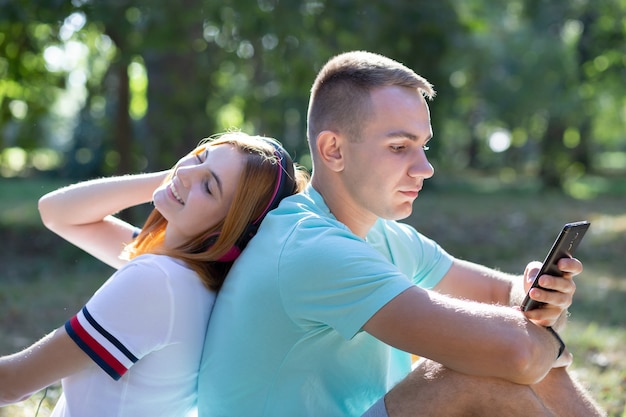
[390,145,405,152]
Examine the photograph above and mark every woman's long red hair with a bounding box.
[124,132,309,290]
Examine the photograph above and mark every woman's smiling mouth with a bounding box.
[169,182,185,205]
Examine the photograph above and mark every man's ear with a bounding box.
[316,130,344,172]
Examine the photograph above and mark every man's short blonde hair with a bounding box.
[307,51,435,145]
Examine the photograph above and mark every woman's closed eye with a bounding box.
[204,179,213,195]
[193,147,225,198]
[194,150,215,195]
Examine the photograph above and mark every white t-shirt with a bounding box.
[52,254,215,417]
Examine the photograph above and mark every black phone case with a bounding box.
[520,221,591,311]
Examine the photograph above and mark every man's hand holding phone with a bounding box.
[521,221,590,325]
[518,221,590,367]
[521,260,579,368]
[522,257,581,327]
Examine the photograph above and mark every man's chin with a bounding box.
[383,206,413,221]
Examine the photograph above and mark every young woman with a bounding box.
[0,132,309,416]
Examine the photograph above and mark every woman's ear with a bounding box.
[316,130,344,172]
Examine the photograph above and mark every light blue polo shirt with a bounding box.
[198,184,453,417]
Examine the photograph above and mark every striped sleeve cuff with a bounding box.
[65,306,139,380]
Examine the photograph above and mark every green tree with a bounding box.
[2,0,624,192]
[0,1,73,154]
[433,0,626,190]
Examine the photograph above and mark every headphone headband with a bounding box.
[253,138,296,224]
[217,138,296,262]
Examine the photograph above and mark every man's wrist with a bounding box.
[508,276,526,307]
[546,326,566,359]
[552,309,570,331]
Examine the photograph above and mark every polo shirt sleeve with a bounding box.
[370,219,454,289]
[64,259,175,380]
[279,221,414,341]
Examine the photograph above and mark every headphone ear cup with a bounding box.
[204,232,243,262]
[217,245,241,262]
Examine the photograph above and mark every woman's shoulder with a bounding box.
[111,254,211,295]
[127,253,191,272]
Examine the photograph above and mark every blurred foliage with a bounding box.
[0,0,625,188]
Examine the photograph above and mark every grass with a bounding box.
[0,179,114,417]
[1,176,625,416]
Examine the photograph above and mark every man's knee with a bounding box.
[384,360,477,416]
[385,359,548,417]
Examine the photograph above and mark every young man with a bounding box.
[197,51,605,417]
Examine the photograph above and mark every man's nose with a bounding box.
[408,150,434,179]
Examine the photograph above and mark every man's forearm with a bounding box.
[508,275,526,307]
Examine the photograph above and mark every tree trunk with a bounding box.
[114,60,133,175]
[539,118,566,189]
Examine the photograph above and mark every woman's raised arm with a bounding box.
[38,171,168,269]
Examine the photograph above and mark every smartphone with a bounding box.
[520,221,591,311]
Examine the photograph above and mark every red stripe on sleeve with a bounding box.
[69,315,129,377]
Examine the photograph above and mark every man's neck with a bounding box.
[311,177,377,239]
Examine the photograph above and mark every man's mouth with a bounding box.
[400,186,422,199]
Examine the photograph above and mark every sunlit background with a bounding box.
[1,1,625,416]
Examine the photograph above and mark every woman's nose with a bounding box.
[175,164,200,188]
